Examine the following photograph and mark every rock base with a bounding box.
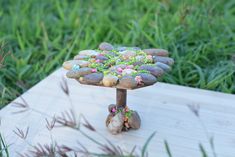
[106,104,141,135]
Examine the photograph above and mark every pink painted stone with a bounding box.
[91,69,97,73]
[126,65,133,69]
[117,67,123,73]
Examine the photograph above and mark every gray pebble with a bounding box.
[139,64,164,77]
[128,111,141,129]
[138,73,157,85]
[99,42,114,51]
[119,76,138,89]
[155,62,171,72]
[66,67,92,78]
[143,49,169,56]
[83,73,104,85]
[153,56,174,65]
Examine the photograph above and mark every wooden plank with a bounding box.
[0,68,235,157]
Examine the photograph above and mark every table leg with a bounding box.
[106,88,141,134]
[116,88,127,109]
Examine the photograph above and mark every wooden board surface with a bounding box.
[0,68,235,157]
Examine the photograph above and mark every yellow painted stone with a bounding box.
[102,75,118,87]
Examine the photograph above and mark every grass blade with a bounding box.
[199,143,208,157]
[141,131,156,157]
[0,132,9,157]
[164,140,172,157]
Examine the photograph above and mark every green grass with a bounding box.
[0,132,9,157]
[0,0,234,108]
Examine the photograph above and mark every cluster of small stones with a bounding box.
[106,104,141,134]
[63,42,174,89]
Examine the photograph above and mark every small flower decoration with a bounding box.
[124,106,129,112]
[72,64,80,71]
[146,55,153,61]
[111,107,116,113]
[123,111,130,129]
[91,68,97,73]
[117,67,123,73]
[95,59,101,63]
[135,76,143,85]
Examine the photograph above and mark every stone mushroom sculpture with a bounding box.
[62,42,174,134]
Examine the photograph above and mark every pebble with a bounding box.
[102,75,119,87]
[153,56,174,65]
[62,60,82,70]
[133,61,144,66]
[120,50,136,60]
[109,64,126,71]
[139,64,164,77]
[119,76,138,89]
[155,62,171,72]
[107,112,124,134]
[83,73,104,85]
[66,70,79,78]
[138,73,157,85]
[117,47,126,51]
[143,49,169,56]
[104,51,117,57]
[128,111,141,129]
[135,55,145,61]
[63,60,89,69]
[130,47,141,51]
[77,60,90,67]
[99,42,114,51]
[122,69,136,75]
[126,65,134,69]
[79,50,99,56]
[117,47,141,51]
[106,114,114,127]
[73,54,89,60]
[66,67,92,78]
[96,55,108,62]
